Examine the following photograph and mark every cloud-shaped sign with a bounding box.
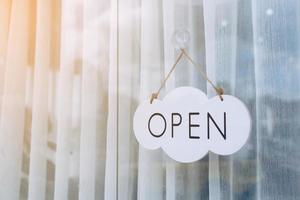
[133,87,251,163]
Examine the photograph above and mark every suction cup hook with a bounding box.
[172,29,191,49]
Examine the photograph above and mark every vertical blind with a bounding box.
[0,0,299,199]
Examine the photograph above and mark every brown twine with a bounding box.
[150,48,224,104]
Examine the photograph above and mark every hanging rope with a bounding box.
[150,48,224,104]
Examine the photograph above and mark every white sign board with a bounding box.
[133,87,251,163]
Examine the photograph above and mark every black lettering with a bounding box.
[148,113,167,138]
[189,112,200,139]
[171,113,182,138]
[207,112,226,140]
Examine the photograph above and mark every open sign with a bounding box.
[133,87,251,163]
